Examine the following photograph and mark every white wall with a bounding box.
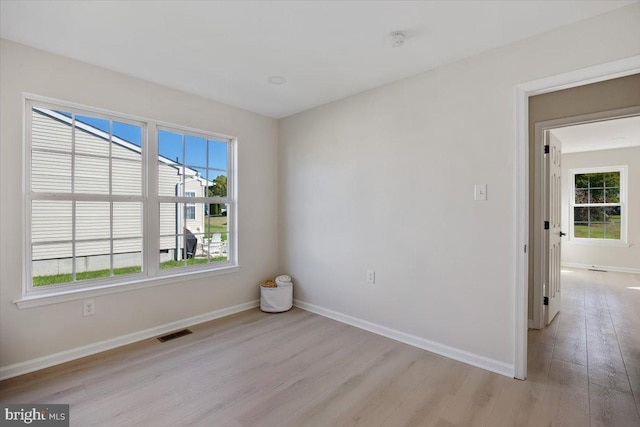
[562,147,640,271]
[0,39,279,368]
[279,4,640,368]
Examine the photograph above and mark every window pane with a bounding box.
[32,242,72,286]
[32,200,72,243]
[160,203,187,268]
[32,151,72,193]
[574,189,588,204]
[589,188,604,204]
[76,201,110,241]
[207,171,227,198]
[160,203,180,236]
[604,207,621,240]
[589,173,604,188]
[590,207,605,223]
[32,108,72,152]
[605,188,619,203]
[159,234,203,269]
[76,114,109,133]
[158,130,183,164]
[75,154,109,194]
[159,160,182,196]
[205,203,229,235]
[575,174,589,189]
[75,121,110,157]
[574,207,588,222]
[112,158,142,195]
[184,202,205,234]
[208,139,228,170]
[113,203,142,238]
[113,238,143,275]
[205,233,229,263]
[159,235,186,270]
[185,135,207,168]
[113,121,142,148]
[603,172,619,188]
[76,240,111,281]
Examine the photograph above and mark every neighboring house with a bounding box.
[32,108,210,275]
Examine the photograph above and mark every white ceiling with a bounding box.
[551,115,640,154]
[1,1,636,118]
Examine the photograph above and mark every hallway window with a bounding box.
[570,166,627,242]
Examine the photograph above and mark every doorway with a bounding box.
[532,109,640,331]
[514,61,640,380]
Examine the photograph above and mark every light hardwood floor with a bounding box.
[1,269,639,426]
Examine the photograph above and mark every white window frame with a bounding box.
[20,95,238,307]
[568,165,628,246]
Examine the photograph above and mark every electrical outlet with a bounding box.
[83,299,95,316]
[366,269,375,284]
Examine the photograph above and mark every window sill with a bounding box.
[14,265,241,309]
[566,239,630,248]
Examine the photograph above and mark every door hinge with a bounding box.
[524,244,527,253]
[543,296,549,306]
[544,221,550,230]
[544,145,550,154]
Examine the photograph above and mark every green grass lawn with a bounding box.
[34,256,228,286]
[574,215,620,239]
[33,265,142,286]
[159,256,226,269]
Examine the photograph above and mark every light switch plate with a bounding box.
[474,184,487,201]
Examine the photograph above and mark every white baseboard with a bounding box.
[293,299,514,378]
[562,262,640,274]
[0,300,259,381]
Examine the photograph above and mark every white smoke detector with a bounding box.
[387,31,406,48]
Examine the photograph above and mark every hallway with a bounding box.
[527,268,640,426]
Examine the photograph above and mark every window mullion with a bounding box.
[71,114,77,282]
[146,122,159,277]
[109,120,114,277]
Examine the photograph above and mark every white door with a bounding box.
[545,132,563,325]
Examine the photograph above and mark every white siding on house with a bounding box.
[32,110,71,152]
[32,151,72,192]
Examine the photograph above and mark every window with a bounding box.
[26,98,236,296]
[185,192,196,220]
[570,166,627,243]
[158,128,232,271]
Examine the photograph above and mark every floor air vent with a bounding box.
[157,329,193,343]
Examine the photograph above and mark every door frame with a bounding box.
[513,55,640,380]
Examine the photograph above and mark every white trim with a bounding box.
[294,299,514,378]
[562,263,640,274]
[0,300,258,380]
[14,265,241,309]
[514,55,640,381]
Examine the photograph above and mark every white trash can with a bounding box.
[260,275,293,312]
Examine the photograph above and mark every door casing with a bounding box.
[513,56,640,380]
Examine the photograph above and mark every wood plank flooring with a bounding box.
[1,269,639,426]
